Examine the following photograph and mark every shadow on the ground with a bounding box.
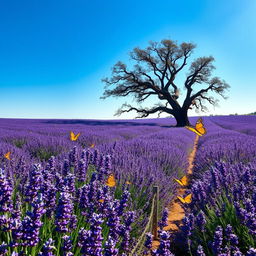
[44,119,178,127]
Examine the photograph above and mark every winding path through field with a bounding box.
[152,134,199,250]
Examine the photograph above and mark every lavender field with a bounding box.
[0,116,256,256]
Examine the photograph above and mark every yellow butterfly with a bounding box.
[70,131,80,141]
[90,143,95,148]
[4,151,11,160]
[99,199,104,203]
[106,174,116,187]
[185,118,206,136]
[174,176,188,186]
[177,193,192,204]
[126,181,131,185]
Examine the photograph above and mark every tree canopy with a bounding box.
[101,39,230,126]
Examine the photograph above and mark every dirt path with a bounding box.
[151,135,199,250]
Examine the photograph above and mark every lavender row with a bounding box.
[0,118,195,255]
[0,148,137,255]
[175,117,256,255]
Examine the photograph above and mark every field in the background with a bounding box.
[0,116,255,255]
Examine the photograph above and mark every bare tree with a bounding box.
[101,39,230,126]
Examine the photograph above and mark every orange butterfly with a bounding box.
[185,118,206,136]
[4,152,11,160]
[90,144,95,148]
[99,199,104,203]
[177,193,192,204]
[174,176,188,186]
[70,131,80,141]
[106,174,116,187]
[126,181,131,185]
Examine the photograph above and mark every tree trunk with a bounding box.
[173,109,190,127]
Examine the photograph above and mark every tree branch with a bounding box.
[115,103,174,118]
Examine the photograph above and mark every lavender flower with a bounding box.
[212,226,223,255]
[20,193,45,247]
[38,238,56,256]
[78,213,104,256]
[105,154,112,173]
[197,245,206,256]
[104,236,119,256]
[77,159,87,182]
[69,146,78,168]
[0,242,8,255]
[159,208,169,230]
[0,169,13,213]
[233,248,243,256]
[55,190,77,233]
[62,235,73,256]
[62,159,70,176]
[196,211,206,231]
[246,248,256,256]
[144,232,153,250]
[117,190,130,216]
[78,228,92,255]
[120,230,130,252]
[152,231,174,256]
[25,164,42,203]
[46,156,56,174]
[107,202,121,240]
[63,173,75,194]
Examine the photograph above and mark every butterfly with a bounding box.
[90,143,95,148]
[70,131,80,141]
[126,181,131,185]
[174,175,188,186]
[106,174,116,187]
[4,151,11,160]
[99,199,104,203]
[185,118,206,136]
[177,193,192,204]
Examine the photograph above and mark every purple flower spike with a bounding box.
[20,193,45,247]
[152,231,174,256]
[78,213,104,256]
[212,226,223,255]
[38,238,56,256]
[0,169,13,213]
[104,236,119,256]
[0,242,8,255]
[77,159,87,182]
[25,164,42,203]
[62,235,73,256]
[196,211,206,231]
[159,208,169,230]
[144,232,153,250]
[55,190,76,233]
[246,248,256,256]
[117,190,130,216]
[197,245,206,256]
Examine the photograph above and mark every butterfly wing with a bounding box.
[70,131,75,141]
[74,133,80,141]
[4,152,11,160]
[195,118,206,135]
[177,196,185,203]
[185,126,203,136]
[106,174,116,187]
[174,178,184,186]
[177,194,192,204]
[185,118,206,136]
[180,176,188,186]
[90,143,95,148]
[184,193,192,203]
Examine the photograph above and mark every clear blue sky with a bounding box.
[0,0,255,119]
